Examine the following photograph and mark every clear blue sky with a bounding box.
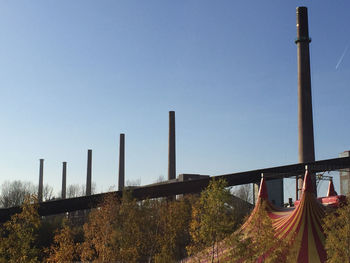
[0,1,349,200]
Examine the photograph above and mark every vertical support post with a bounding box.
[296,6,316,198]
[253,183,258,205]
[296,174,299,201]
[168,111,176,181]
[62,162,67,199]
[38,159,44,202]
[118,133,125,191]
[86,149,92,196]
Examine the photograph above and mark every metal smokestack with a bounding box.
[86,149,92,196]
[168,111,176,181]
[61,162,67,199]
[296,6,316,198]
[118,134,125,191]
[38,159,44,202]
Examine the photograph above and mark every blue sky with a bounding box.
[0,1,349,200]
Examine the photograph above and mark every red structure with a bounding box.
[243,169,345,262]
[184,169,345,262]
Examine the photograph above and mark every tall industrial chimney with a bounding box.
[168,111,176,180]
[118,133,125,191]
[86,149,92,196]
[38,159,44,202]
[296,6,316,198]
[61,162,67,199]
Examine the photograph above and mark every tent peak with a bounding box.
[302,167,314,193]
[258,174,268,199]
[327,179,338,197]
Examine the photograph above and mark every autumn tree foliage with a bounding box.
[80,191,159,262]
[0,195,41,263]
[187,179,235,262]
[323,197,350,263]
[0,179,256,263]
[80,193,120,262]
[228,202,293,263]
[79,191,195,262]
[111,193,155,262]
[154,197,192,262]
[46,219,80,262]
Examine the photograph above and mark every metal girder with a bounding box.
[0,156,349,222]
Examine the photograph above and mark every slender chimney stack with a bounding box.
[296,6,316,198]
[168,111,176,181]
[38,159,44,202]
[61,162,67,199]
[118,134,125,191]
[86,149,92,196]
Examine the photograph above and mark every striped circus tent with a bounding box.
[241,170,327,263]
[183,169,344,262]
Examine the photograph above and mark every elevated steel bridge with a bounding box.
[1,156,349,222]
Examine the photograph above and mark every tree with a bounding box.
[80,193,120,262]
[42,184,54,201]
[81,191,164,262]
[234,184,253,204]
[37,214,66,257]
[46,219,80,262]
[65,183,96,198]
[155,175,166,183]
[323,198,350,263]
[0,181,55,208]
[229,202,292,263]
[0,195,41,263]
[187,179,235,262]
[154,197,192,262]
[126,178,141,187]
[66,184,81,198]
[111,192,155,262]
[0,180,35,208]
